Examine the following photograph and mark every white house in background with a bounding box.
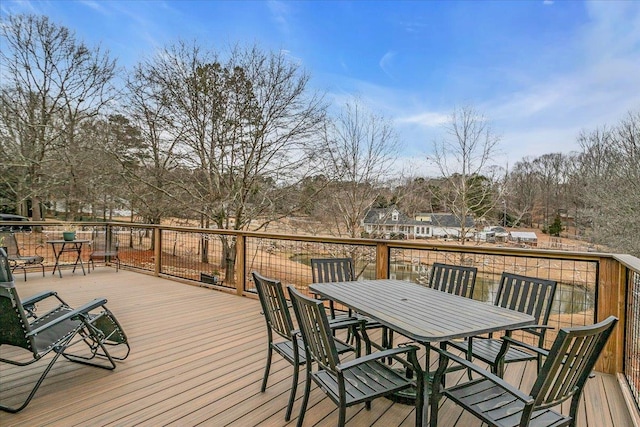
[361,206,420,239]
[416,213,476,239]
[362,207,476,240]
[509,231,538,246]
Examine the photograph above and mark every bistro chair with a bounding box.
[430,316,618,427]
[0,231,45,281]
[446,272,557,378]
[287,285,425,427]
[0,249,130,413]
[251,271,361,421]
[310,257,389,349]
[89,230,120,272]
[387,262,479,360]
[310,257,357,319]
[428,263,477,298]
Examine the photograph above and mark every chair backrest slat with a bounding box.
[252,272,295,341]
[495,273,557,325]
[530,316,617,409]
[429,263,478,298]
[311,258,355,283]
[288,285,340,373]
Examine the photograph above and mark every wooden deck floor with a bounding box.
[0,269,634,427]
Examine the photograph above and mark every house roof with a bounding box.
[362,207,421,226]
[426,213,475,228]
[363,208,475,228]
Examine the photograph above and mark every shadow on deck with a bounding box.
[0,269,634,426]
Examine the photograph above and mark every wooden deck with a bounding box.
[1,269,634,427]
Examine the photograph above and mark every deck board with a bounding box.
[0,269,634,427]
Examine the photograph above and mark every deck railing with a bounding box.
[3,220,639,413]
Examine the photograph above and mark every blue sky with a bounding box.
[2,1,640,175]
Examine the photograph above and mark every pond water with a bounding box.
[385,263,593,316]
[291,254,592,316]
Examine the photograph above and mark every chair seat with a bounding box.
[12,255,44,264]
[30,306,82,353]
[448,338,537,365]
[313,359,414,406]
[444,378,570,427]
[90,251,118,257]
[273,336,353,365]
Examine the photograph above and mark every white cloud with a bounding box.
[379,51,397,80]
[267,0,290,35]
[397,111,449,128]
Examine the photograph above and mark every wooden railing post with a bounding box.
[376,241,390,279]
[235,234,245,296]
[596,257,626,374]
[154,227,162,277]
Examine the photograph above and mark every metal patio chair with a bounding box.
[430,316,618,427]
[0,249,130,413]
[310,257,389,349]
[251,271,361,421]
[287,285,425,427]
[446,272,557,378]
[89,230,120,272]
[388,262,479,362]
[428,262,478,297]
[0,231,44,281]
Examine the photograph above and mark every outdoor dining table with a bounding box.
[309,278,536,425]
[47,239,91,278]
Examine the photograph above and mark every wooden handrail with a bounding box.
[3,219,639,378]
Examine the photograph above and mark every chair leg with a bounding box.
[0,349,65,413]
[285,360,299,421]
[296,368,312,427]
[261,346,273,392]
[12,265,26,281]
[61,333,118,370]
[338,404,347,427]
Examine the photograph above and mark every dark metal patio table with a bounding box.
[47,239,91,278]
[310,278,536,425]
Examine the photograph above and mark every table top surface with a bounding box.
[46,239,91,244]
[310,279,535,343]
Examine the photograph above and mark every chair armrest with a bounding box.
[337,345,419,371]
[22,290,58,306]
[328,316,364,330]
[27,298,108,337]
[519,324,554,334]
[432,347,534,404]
[501,335,549,357]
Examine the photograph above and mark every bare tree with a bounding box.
[119,60,186,226]
[134,41,328,282]
[317,97,399,238]
[505,158,538,227]
[531,153,566,229]
[0,14,117,219]
[428,105,502,243]
[579,111,640,256]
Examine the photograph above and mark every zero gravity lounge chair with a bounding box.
[0,248,130,413]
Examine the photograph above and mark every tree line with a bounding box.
[1,14,638,258]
